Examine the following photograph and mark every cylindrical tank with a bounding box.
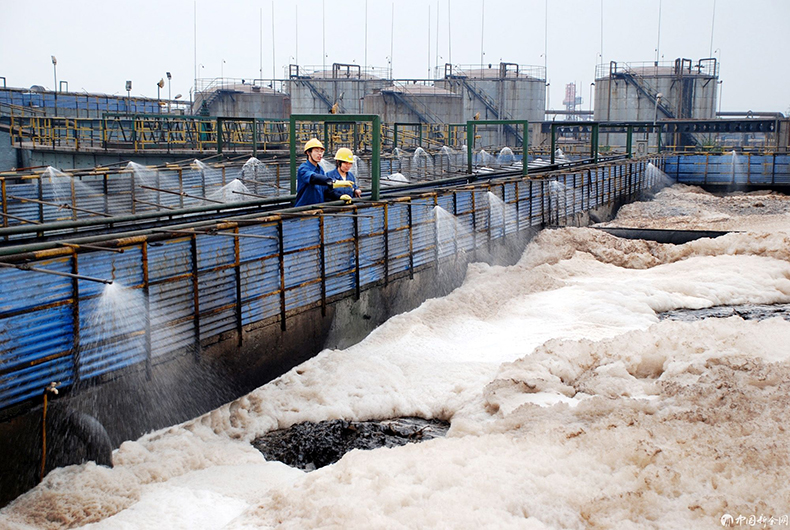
[364,84,463,125]
[285,63,390,114]
[594,58,718,121]
[593,58,719,150]
[438,62,546,148]
[194,82,290,119]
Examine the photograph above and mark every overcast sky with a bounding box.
[1,0,788,114]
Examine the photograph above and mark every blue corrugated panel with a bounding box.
[387,229,410,274]
[573,173,583,214]
[196,233,234,271]
[325,216,354,245]
[473,190,489,246]
[411,198,434,224]
[325,240,355,298]
[0,305,73,374]
[78,287,148,379]
[412,218,436,268]
[502,183,518,234]
[436,194,453,214]
[239,225,279,261]
[455,190,473,215]
[486,187,505,239]
[0,356,75,409]
[241,258,281,325]
[283,218,319,253]
[358,235,385,285]
[285,282,321,312]
[181,169,205,207]
[387,203,410,231]
[148,238,192,280]
[283,214,321,312]
[149,278,196,357]
[78,246,144,297]
[775,155,790,184]
[198,268,236,339]
[454,212,476,251]
[0,259,73,314]
[357,206,385,235]
[517,181,532,227]
[5,181,42,226]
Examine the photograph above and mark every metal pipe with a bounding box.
[156,228,278,240]
[59,242,124,253]
[133,198,177,210]
[138,185,226,204]
[0,211,42,225]
[7,195,113,218]
[0,261,113,284]
[0,194,296,238]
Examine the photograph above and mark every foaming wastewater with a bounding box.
[2,184,790,529]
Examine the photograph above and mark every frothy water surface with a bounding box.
[3,185,790,529]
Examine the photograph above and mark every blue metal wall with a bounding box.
[664,153,790,186]
[0,156,664,411]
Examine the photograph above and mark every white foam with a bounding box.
[3,185,790,529]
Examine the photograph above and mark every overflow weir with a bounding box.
[1,111,789,506]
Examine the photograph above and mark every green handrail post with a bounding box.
[626,125,633,158]
[290,114,382,201]
[393,123,399,150]
[289,115,297,194]
[656,122,661,154]
[550,123,557,164]
[591,123,600,163]
[217,117,223,155]
[467,119,528,177]
[371,115,381,200]
[252,119,258,158]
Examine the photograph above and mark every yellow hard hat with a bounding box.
[304,138,325,153]
[334,147,355,163]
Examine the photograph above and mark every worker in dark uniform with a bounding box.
[295,138,334,207]
[325,147,362,203]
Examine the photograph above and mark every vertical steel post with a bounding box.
[277,220,286,331]
[353,209,360,300]
[550,123,557,164]
[319,215,326,316]
[71,250,81,385]
[190,234,202,362]
[142,242,152,379]
[289,115,297,195]
[234,226,243,347]
[372,115,381,200]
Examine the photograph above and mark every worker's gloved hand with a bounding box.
[339,194,352,204]
[333,180,353,188]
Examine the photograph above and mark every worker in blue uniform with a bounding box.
[295,138,334,207]
[325,147,362,203]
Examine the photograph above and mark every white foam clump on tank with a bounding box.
[4,185,790,528]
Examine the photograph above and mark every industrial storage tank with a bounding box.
[594,58,718,122]
[192,80,290,119]
[285,63,391,114]
[439,62,546,148]
[364,83,463,127]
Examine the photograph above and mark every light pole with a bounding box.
[589,82,595,119]
[51,55,58,111]
[157,78,164,111]
[126,80,132,114]
[166,72,172,113]
[51,55,58,92]
[654,92,663,152]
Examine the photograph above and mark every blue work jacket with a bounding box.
[324,168,358,201]
[295,160,333,207]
